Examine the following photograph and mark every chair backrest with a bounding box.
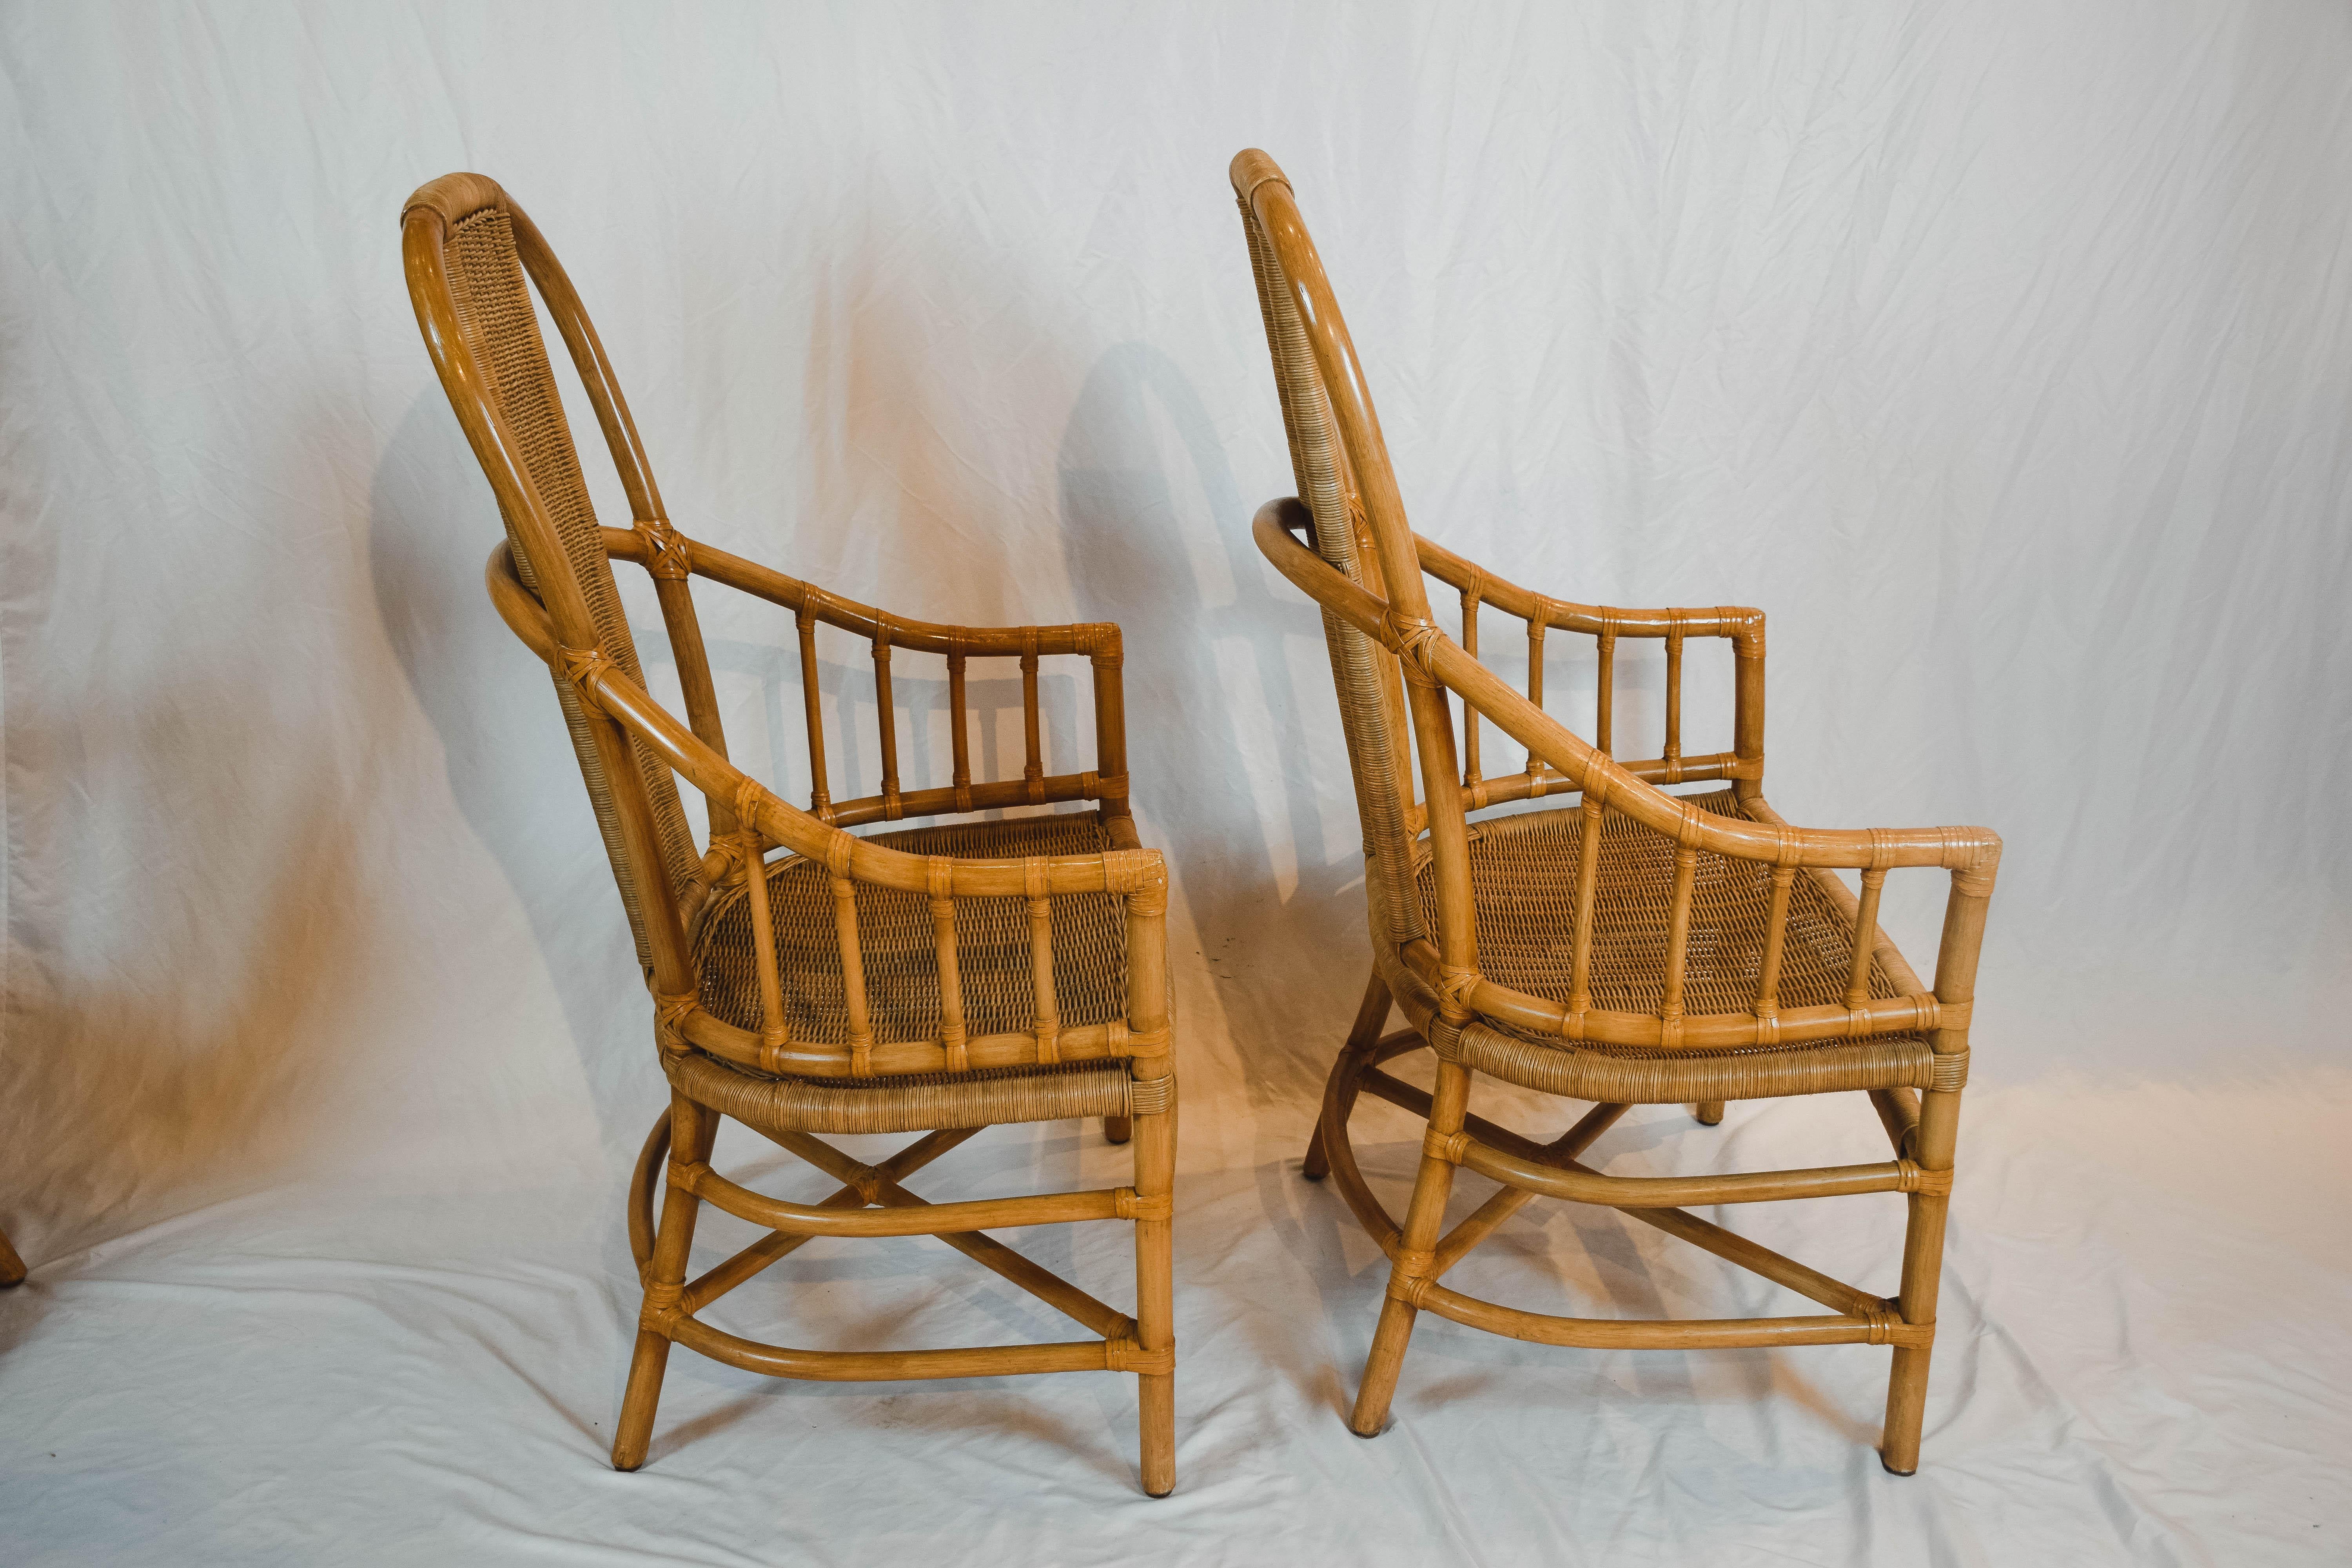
[1230,152,1433,950]
[401,174,712,972]
[1234,151,1505,976]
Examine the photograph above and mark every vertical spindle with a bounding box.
[1596,624,1616,757]
[797,600,831,820]
[872,615,900,819]
[1566,792,1605,1019]
[1020,630,1045,804]
[1664,625,1684,780]
[831,847,873,1075]
[1659,846,1699,1036]
[1026,862,1060,1063]
[1525,613,1549,796]
[1847,868,1888,1009]
[947,641,972,813]
[1459,583,1482,792]
[1754,866,1795,1022]
[928,857,967,1071]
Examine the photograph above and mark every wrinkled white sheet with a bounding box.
[3,3,2348,1563]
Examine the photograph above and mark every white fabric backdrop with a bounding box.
[3,3,2347,1563]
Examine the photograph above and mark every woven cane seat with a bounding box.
[682,811,1134,1133]
[1417,789,1936,1103]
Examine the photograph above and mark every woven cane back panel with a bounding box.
[1238,200,1422,946]
[1423,789,1920,1061]
[693,813,1128,1049]
[442,210,699,962]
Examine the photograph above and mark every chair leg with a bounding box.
[1308,969,1393,1181]
[1132,1087,1178,1497]
[614,1094,716,1471]
[0,1223,24,1287]
[1102,1115,1133,1145]
[1882,1084,1960,1475]
[1350,1057,1470,1436]
[1301,1118,1332,1181]
[1693,1101,1725,1125]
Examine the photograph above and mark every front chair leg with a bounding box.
[1350,1057,1470,1436]
[1131,1080,1178,1496]
[1881,1084,1960,1474]
[1693,1101,1725,1125]
[613,1093,716,1471]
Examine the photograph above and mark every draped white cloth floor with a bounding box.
[5,1065,2347,1564]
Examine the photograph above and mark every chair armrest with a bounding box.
[1412,530,1764,648]
[496,540,1169,1079]
[597,525,1132,830]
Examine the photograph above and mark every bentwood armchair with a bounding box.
[1232,150,1998,1474]
[401,175,1176,1494]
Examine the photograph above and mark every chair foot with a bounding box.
[1880,1341,1933,1475]
[1301,1119,1331,1181]
[1879,1454,1918,1477]
[1138,1367,1175,1495]
[611,1328,674,1470]
[1349,1294,1421,1436]
[1694,1101,1725,1125]
[0,1225,25,1288]
[1102,1115,1133,1145]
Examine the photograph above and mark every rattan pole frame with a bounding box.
[1231,148,1998,1472]
[403,173,1178,1495]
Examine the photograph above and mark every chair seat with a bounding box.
[1414,788,1935,1102]
[682,811,1135,1131]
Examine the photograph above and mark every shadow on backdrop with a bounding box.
[368,392,661,1146]
[1056,342,1371,1112]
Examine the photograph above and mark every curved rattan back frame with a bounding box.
[401,175,1156,1080]
[1232,150,2000,1069]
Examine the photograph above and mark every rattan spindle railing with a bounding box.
[796,599,830,818]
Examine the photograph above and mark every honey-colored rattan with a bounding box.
[403,173,1177,1494]
[695,815,1127,1047]
[1233,147,1998,1474]
[441,205,699,964]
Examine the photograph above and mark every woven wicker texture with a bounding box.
[443,209,699,962]
[1448,1020,1935,1103]
[1240,201,1422,948]
[670,1051,1131,1136]
[1425,789,1915,1059]
[693,813,1129,1045]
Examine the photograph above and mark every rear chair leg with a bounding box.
[1693,1101,1725,1125]
[1102,1115,1133,1145]
[1132,1080,1177,1496]
[1881,1084,1960,1475]
[613,1093,716,1471]
[1308,969,1393,1180]
[1350,1058,1470,1436]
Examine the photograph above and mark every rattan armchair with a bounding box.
[1232,150,1998,1474]
[401,174,1176,1494]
